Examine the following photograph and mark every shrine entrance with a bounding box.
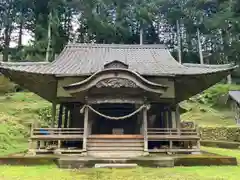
[91,103,141,135]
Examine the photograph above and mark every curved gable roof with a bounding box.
[0,43,237,76]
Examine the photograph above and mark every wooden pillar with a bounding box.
[69,104,74,128]
[168,109,172,128]
[169,140,173,150]
[143,107,148,152]
[51,102,56,128]
[175,105,181,136]
[82,106,89,152]
[28,123,36,155]
[165,110,169,128]
[197,140,201,150]
[64,106,69,128]
[171,111,176,128]
[58,104,64,128]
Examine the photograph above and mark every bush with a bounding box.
[0,75,17,94]
[34,106,59,127]
[199,126,240,142]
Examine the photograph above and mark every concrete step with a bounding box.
[94,163,138,168]
[87,151,143,158]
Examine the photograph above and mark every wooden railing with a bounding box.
[147,128,199,140]
[31,128,84,140]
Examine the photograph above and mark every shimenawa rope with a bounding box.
[80,104,150,120]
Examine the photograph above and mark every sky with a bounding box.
[9,16,80,48]
[10,29,33,47]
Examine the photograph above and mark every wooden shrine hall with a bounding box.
[0,44,236,158]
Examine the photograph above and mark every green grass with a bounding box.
[202,146,240,163]
[1,165,240,180]
[181,101,236,126]
[1,146,240,180]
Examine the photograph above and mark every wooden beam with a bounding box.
[82,106,89,152]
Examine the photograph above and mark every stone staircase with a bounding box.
[87,136,144,158]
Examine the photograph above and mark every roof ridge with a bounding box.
[66,43,166,49]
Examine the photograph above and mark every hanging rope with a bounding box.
[80,104,150,120]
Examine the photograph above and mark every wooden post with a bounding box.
[165,110,169,128]
[64,105,69,128]
[58,104,63,128]
[82,106,89,152]
[197,140,201,151]
[28,123,36,155]
[51,102,56,128]
[175,105,181,134]
[169,140,173,150]
[171,111,176,128]
[143,106,148,152]
[168,109,172,128]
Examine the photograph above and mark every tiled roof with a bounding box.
[0,44,237,76]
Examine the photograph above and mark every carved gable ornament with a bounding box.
[104,60,129,69]
[96,78,137,88]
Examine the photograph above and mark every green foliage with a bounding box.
[34,106,59,127]
[190,84,240,106]
[181,84,240,126]
[0,92,50,155]
[0,76,17,94]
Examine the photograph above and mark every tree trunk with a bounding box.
[3,25,11,62]
[18,14,23,49]
[45,11,52,62]
[197,28,204,64]
[176,20,182,63]
[140,28,143,45]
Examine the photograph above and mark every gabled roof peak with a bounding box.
[104,60,129,69]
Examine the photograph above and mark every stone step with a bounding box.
[87,146,144,151]
[94,163,138,168]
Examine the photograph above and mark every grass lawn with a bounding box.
[181,101,236,126]
[0,146,240,180]
[202,146,240,163]
[1,165,240,180]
